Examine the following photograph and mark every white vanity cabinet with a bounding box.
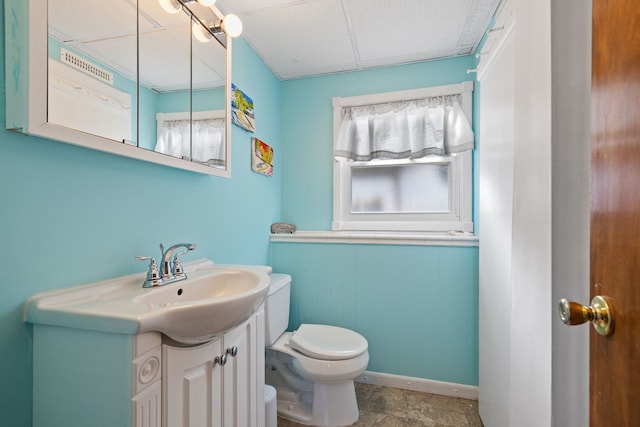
[132,333,164,427]
[163,311,265,427]
[31,309,265,427]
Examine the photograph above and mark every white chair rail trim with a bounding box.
[269,231,478,247]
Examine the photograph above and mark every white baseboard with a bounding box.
[356,371,478,401]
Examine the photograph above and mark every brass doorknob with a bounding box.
[558,296,614,336]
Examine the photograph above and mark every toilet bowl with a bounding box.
[265,274,369,427]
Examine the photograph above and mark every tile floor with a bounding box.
[276,383,483,427]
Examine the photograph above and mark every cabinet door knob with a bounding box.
[215,354,228,366]
[558,295,614,336]
[226,346,238,357]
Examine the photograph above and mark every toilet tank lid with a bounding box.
[289,324,368,361]
[268,273,292,296]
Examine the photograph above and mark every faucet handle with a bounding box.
[172,248,192,278]
[136,256,161,287]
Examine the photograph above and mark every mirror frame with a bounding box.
[5,0,232,177]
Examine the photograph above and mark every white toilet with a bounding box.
[265,274,369,427]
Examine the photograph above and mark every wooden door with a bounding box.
[590,0,640,424]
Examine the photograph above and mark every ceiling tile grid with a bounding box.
[217,0,500,80]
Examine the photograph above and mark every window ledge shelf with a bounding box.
[269,231,478,247]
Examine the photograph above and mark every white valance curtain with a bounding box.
[155,118,225,166]
[335,95,474,161]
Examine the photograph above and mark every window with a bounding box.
[332,82,474,233]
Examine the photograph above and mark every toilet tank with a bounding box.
[265,273,291,346]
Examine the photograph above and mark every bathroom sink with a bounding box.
[135,267,269,343]
[135,269,262,304]
[24,260,271,344]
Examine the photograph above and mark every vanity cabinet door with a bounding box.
[163,339,224,427]
[222,317,257,427]
[162,314,260,427]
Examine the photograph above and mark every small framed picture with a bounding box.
[231,83,255,132]
[252,137,273,176]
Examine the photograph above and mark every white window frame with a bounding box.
[332,82,474,233]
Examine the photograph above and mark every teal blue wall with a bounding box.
[0,30,281,426]
[271,56,479,386]
[270,243,478,385]
[2,8,480,424]
[33,326,133,426]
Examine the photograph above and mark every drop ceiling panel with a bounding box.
[345,0,472,62]
[222,0,359,79]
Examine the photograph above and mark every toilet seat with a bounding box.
[289,324,368,361]
[268,333,369,382]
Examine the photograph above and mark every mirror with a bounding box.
[5,0,230,176]
[138,1,227,168]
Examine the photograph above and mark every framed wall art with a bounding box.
[231,83,255,132]
[251,137,273,176]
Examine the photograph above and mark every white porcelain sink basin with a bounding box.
[24,259,271,344]
[135,269,260,305]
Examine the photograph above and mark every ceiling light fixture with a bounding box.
[192,14,243,42]
[212,14,243,38]
[192,20,214,43]
[158,0,182,14]
[159,0,217,14]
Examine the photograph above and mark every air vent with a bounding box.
[59,48,113,85]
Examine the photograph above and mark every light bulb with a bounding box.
[222,14,242,38]
[192,21,213,43]
[196,0,217,6]
[158,0,182,14]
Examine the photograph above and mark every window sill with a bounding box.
[269,231,478,247]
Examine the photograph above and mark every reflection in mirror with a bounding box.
[138,0,191,159]
[47,0,137,144]
[46,0,228,170]
[189,10,227,168]
[140,0,228,169]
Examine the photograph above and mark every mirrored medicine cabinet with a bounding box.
[5,0,232,176]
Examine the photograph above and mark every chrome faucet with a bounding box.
[136,243,196,287]
[160,243,196,280]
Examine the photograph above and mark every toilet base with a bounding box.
[265,348,361,427]
[274,380,359,427]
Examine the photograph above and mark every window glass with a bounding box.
[351,161,450,214]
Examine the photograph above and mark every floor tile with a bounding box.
[276,383,483,426]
